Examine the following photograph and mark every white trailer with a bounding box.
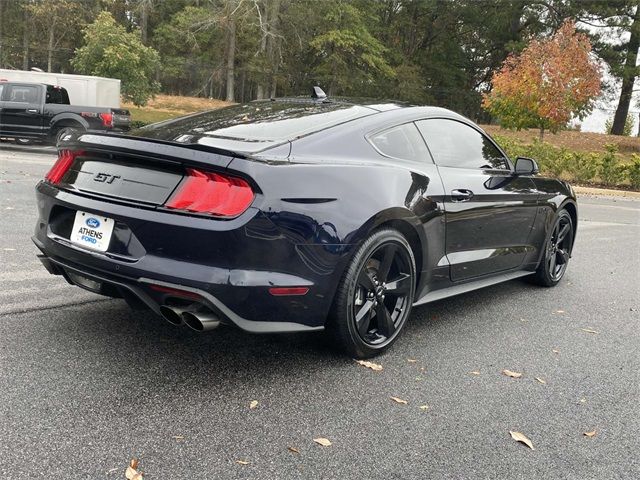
[0,69,121,108]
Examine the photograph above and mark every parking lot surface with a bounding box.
[1,145,638,479]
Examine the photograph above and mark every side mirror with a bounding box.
[514,156,539,175]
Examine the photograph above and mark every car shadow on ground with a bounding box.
[25,277,541,389]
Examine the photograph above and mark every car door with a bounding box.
[0,84,44,138]
[416,118,539,282]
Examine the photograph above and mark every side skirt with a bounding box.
[413,270,533,306]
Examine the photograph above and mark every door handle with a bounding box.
[26,109,39,114]
[451,189,474,202]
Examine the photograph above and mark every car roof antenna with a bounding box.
[311,86,327,100]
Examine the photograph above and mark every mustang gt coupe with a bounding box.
[33,90,577,358]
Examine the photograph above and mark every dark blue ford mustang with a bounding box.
[33,92,577,358]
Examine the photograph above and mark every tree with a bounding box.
[72,11,161,106]
[309,1,394,96]
[483,20,602,140]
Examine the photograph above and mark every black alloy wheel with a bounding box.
[532,209,574,287]
[330,229,416,358]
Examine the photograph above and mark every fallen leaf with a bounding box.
[502,369,523,379]
[535,377,546,384]
[355,359,383,371]
[552,349,560,354]
[581,328,599,334]
[236,460,250,465]
[249,400,258,409]
[419,367,425,372]
[313,437,332,447]
[520,318,527,322]
[579,398,587,404]
[288,446,300,454]
[173,435,184,440]
[407,359,417,363]
[129,459,139,470]
[555,310,565,314]
[470,370,481,375]
[390,396,408,404]
[509,431,534,450]
[419,405,429,410]
[584,430,597,438]
[125,466,142,480]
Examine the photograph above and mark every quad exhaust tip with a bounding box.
[159,304,221,332]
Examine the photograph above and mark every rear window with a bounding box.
[134,101,376,151]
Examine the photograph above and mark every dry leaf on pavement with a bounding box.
[581,328,599,334]
[288,447,300,454]
[509,431,534,450]
[125,467,142,480]
[584,430,597,438]
[355,359,383,371]
[535,377,546,384]
[552,349,560,354]
[407,359,417,363]
[249,400,258,409]
[390,396,408,404]
[419,405,429,410]
[555,310,565,314]
[502,369,523,378]
[470,371,481,375]
[236,460,250,465]
[313,437,332,447]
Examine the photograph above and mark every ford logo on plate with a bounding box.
[86,217,101,228]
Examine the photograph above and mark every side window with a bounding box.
[368,123,431,163]
[416,119,510,170]
[0,84,4,101]
[6,85,40,103]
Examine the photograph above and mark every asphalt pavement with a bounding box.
[1,144,639,479]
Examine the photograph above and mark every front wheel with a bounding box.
[531,209,574,287]
[328,228,416,358]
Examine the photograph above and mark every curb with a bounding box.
[574,186,640,199]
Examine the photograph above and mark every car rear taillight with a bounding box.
[45,150,83,184]
[165,168,254,217]
[99,112,114,128]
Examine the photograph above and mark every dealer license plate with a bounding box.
[70,211,115,252]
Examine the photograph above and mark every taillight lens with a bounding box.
[165,168,254,217]
[45,150,83,184]
[99,112,113,127]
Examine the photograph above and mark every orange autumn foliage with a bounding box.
[483,21,601,137]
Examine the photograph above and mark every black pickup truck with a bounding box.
[0,81,130,145]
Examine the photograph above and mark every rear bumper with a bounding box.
[34,250,323,333]
[33,182,352,333]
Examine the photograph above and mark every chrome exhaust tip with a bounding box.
[159,304,197,326]
[182,311,221,332]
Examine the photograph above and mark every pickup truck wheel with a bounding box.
[55,126,83,145]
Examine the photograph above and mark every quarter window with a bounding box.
[368,123,430,163]
[416,119,509,170]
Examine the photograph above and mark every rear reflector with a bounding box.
[45,150,83,184]
[269,287,309,296]
[165,168,254,218]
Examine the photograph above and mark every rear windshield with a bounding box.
[134,101,376,152]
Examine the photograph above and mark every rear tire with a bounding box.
[531,209,574,287]
[328,228,416,358]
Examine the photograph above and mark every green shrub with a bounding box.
[627,155,640,190]
[605,114,635,136]
[566,152,600,183]
[600,144,626,186]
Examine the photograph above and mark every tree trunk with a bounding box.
[140,0,150,45]
[225,15,236,102]
[22,5,29,70]
[255,2,268,100]
[47,24,55,72]
[611,4,640,136]
[0,0,4,69]
[539,126,544,142]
